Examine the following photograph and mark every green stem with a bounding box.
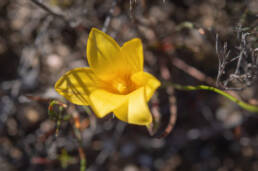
[80,157,86,171]
[72,114,87,171]
[169,83,258,113]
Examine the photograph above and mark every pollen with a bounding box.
[116,82,127,94]
[112,78,130,94]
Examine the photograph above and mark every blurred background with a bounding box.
[0,0,258,170]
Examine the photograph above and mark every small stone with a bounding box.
[242,146,254,157]
[25,108,40,123]
[17,104,43,129]
[43,87,60,99]
[124,164,139,171]
[56,44,70,57]
[0,156,16,171]
[149,6,168,23]
[187,129,200,140]
[6,118,18,136]
[10,148,23,160]
[248,0,258,13]
[46,54,63,70]
[120,143,136,157]
[40,120,55,133]
[138,154,152,167]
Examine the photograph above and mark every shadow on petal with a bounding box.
[55,68,97,105]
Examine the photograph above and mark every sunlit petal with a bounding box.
[114,87,152,125]
[87,28,124,80]
[55,68,97,105]
[121,38,144,73]
[113,101,128,122]
[89,89,127,118]
[131,72,161,101]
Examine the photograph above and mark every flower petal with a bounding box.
[89,89,127,118]
[55,68,97,105]
[87,28,123,80]
[131,72,161,101]
[114,87,152,125]
[121,38,144,73]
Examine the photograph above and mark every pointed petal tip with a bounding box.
[90,27,102,34]
[121,38,144,73]
[128,114,153,126]
[87,27,121,80]
[127,37,142,44]
[122,38,143,51]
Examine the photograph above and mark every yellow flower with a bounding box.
[55,28,161,125]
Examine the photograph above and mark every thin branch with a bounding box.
[170,56,216,86]
[216,34,231,87]
[102,0,119,33]
[30,0,67,22]
[69,106,87,171]
[159,85,177,138]
[155,58,178,138]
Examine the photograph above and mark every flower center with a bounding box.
[110,76,135,94]
[115,82,128,94]
[101,75,136,95]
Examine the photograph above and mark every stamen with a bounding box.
[116,82,127,94]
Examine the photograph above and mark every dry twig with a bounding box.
[30,0,67,22]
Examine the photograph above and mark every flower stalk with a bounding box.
[167,83,258,113]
